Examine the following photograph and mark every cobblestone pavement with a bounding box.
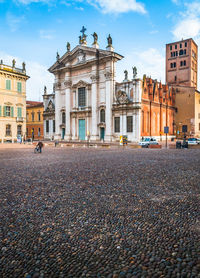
[0,148,199,278]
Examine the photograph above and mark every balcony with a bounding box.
[16,117,24,122]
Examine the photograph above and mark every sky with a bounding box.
[0,0,200,100]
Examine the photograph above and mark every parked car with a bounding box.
[139,137,159,147]
[188,138,200,145]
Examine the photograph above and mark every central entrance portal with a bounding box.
[79,119,85,140]
[100,127,105,141]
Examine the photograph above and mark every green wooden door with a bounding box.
[62,128,65,140]
[100,127,105,141]
[79,119,85,140]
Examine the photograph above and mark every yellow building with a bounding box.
[0,59,29,143]
[26,101,44,140]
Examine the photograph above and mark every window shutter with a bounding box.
[3,106,6,116]
[0,106,1,116]
[11,107,14,117]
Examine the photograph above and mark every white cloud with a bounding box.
[88,0,147,14]
[15,0,54,4]
[15,0,146,14]
[0,51,54,101]
[116,48,165,83]
[39,30,55,39]
[6,12,25,32]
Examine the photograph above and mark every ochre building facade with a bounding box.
[0,60,29,143]
[26,101,44,140]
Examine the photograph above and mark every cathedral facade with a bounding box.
[49,28,175,142]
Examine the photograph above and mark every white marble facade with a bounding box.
[49,29,142,142]
[43,87,55,140]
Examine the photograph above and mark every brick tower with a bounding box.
[166,38,198,89]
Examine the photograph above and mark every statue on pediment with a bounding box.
[56,52,60,61]
[67,42,71,52]
[22,62,26,71]
[92,32,98,44]
[44,85,47,95]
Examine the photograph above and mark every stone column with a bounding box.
[90,75,98,141]
[54,81,61,140]
[122,113,126,135]
[64,80,72,141]
[104,68,114,141]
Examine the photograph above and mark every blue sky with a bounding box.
[0,0,200,100]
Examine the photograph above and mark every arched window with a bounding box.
[100,109,105,123]
[62,112,66,124]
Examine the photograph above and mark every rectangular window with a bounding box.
[175,76,177,81]
[175,45,177,49]
[170,45,172,50]
[17,125,22,135]
[26,113,29,121]
[170,63,173,68]
[174,62,176,67]
[38,112,41,121]
[171,52,173,57]
[17,107,22,117]
[180,61,183,66]
[32,112,34,121]
[184,60,186,66]
[46,120,49,133]
[6,80,11,90]
[176,51,178,56]
[78,87,86,107]
[127,116,133,132]
[6,106,11,117]
[179,50,183,56]
[53,120,55,133]
[184,49,186,55]
[185,42,187,47]
[180,43,182,48]
[17,82,22,93]
[114,117,120,133]
[6,125,11,136]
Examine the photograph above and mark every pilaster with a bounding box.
[90,74,99,141]
[64,80,72,140]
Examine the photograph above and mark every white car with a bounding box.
[188,138,200,145]
[139,137,158,147]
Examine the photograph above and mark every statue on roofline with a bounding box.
[107,34,112,46]
[67,42,71,52]
[22,62,26,71]
[12,59,16,68]
[92,32,98,44]
[56,52,60,61]
[44,85,47,94]
[132,66,137,79]
[124,70,128,80]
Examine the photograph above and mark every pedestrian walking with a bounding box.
[37,141,44,153]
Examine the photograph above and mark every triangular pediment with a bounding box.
[48,45,123,73]
[72,80,91,89]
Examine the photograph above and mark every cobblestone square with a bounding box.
[0,148,199,278]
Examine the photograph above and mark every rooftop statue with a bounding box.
[56,52,60,61]
[67,42,71,52]
[124,70,128,80]
[79,26,87,44]
[44,85,47,94]
[22,62,26,71]
[132,66,137,79]
[12,59,16,68]
[107,34,112,46]
[92,32,98,44]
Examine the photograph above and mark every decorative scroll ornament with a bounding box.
[64,80,72,88]
[104,71,113,80]
[90,74,99,83]
[116,90,130,104]
[54,82,61,90]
